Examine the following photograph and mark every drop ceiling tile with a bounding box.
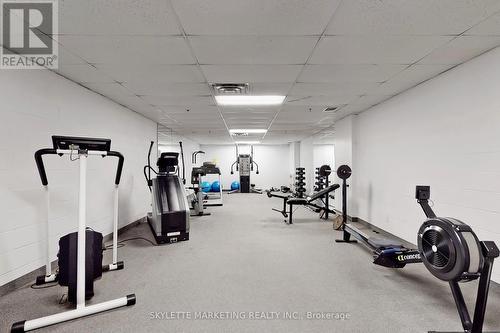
[290,82,379,96]
[419,36,500,64]
[351,94,394,105]
[176,125,228,131]
[326,0,500,35]
[392,64,454,81]
[168,113,219,120]
[201,65,302,83]
[95,65,205,83]
[309,35,453,64]
[276,112,333,122]
[83,83,134,96]
[55,0,181,35]
[336,103,376,115]
[298,64,406,83]
[174,119,223,125]
[59,36,195,64]
[249,83,293,95]
[171,0,341,35]
[190,36,317,64]
[367,81,416,96]
[55,64,115,83]
[466,11,500,35]
[58,47,87,65]
[368,64,454,94]
[160,105,220,114]
[136,108,166,122]
[281,105,327,113]
[270,123,316,130]
[141,95,214,106]
[286,95,357,105]
[123,82,210,96]
[109,95,153,109]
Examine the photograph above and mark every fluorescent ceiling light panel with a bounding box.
[215,95,285,106]
[235,141,260,145]
[229,129,267,134]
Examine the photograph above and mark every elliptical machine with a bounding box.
[144,141,190,244]
[12,136,135,332]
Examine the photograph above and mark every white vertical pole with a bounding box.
[77,154,87,309]
[112,184,119,264]
[45,185,51,276]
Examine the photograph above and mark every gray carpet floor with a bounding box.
[2,193,500,332]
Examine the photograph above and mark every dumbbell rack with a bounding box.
[295,167,306,198]
[314,167,326,192]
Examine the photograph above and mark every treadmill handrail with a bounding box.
[34,148,124,186]
[34,148,57,185]
[107,151,124,185]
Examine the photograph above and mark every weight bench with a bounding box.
[266,190,292,218]
[286,184,340,224]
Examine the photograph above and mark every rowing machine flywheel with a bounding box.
[417,217,483,282]
[336,165,352,180]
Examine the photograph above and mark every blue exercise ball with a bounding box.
[201,181,211,192]
[211,181,221,192]
[231,181,240,191]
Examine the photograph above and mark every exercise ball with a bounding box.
[211,181,221,192]
[201,181,211,192]
[231,181,240,191]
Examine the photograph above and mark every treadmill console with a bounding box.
[52,135,111,151]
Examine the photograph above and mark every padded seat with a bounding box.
[287,198,308,205]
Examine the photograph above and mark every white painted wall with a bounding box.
[313,145,335,172]
[0,70,156,287]
[338,47,500,282]
[200,144,289,190]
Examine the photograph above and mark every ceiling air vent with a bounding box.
[323,105,346,113]
[211,83,249,95]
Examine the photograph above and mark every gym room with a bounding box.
[1,1,500,332]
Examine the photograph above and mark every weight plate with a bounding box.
[336,165,352,180]
[319,164,332,177]
[332,215,344,230]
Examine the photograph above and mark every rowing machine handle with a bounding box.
[34,148,57,185]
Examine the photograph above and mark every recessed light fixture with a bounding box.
[229,129,267,134]
[235,141,260,145]
[215,95,285,106]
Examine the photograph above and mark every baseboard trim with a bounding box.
[0,217,147,297]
